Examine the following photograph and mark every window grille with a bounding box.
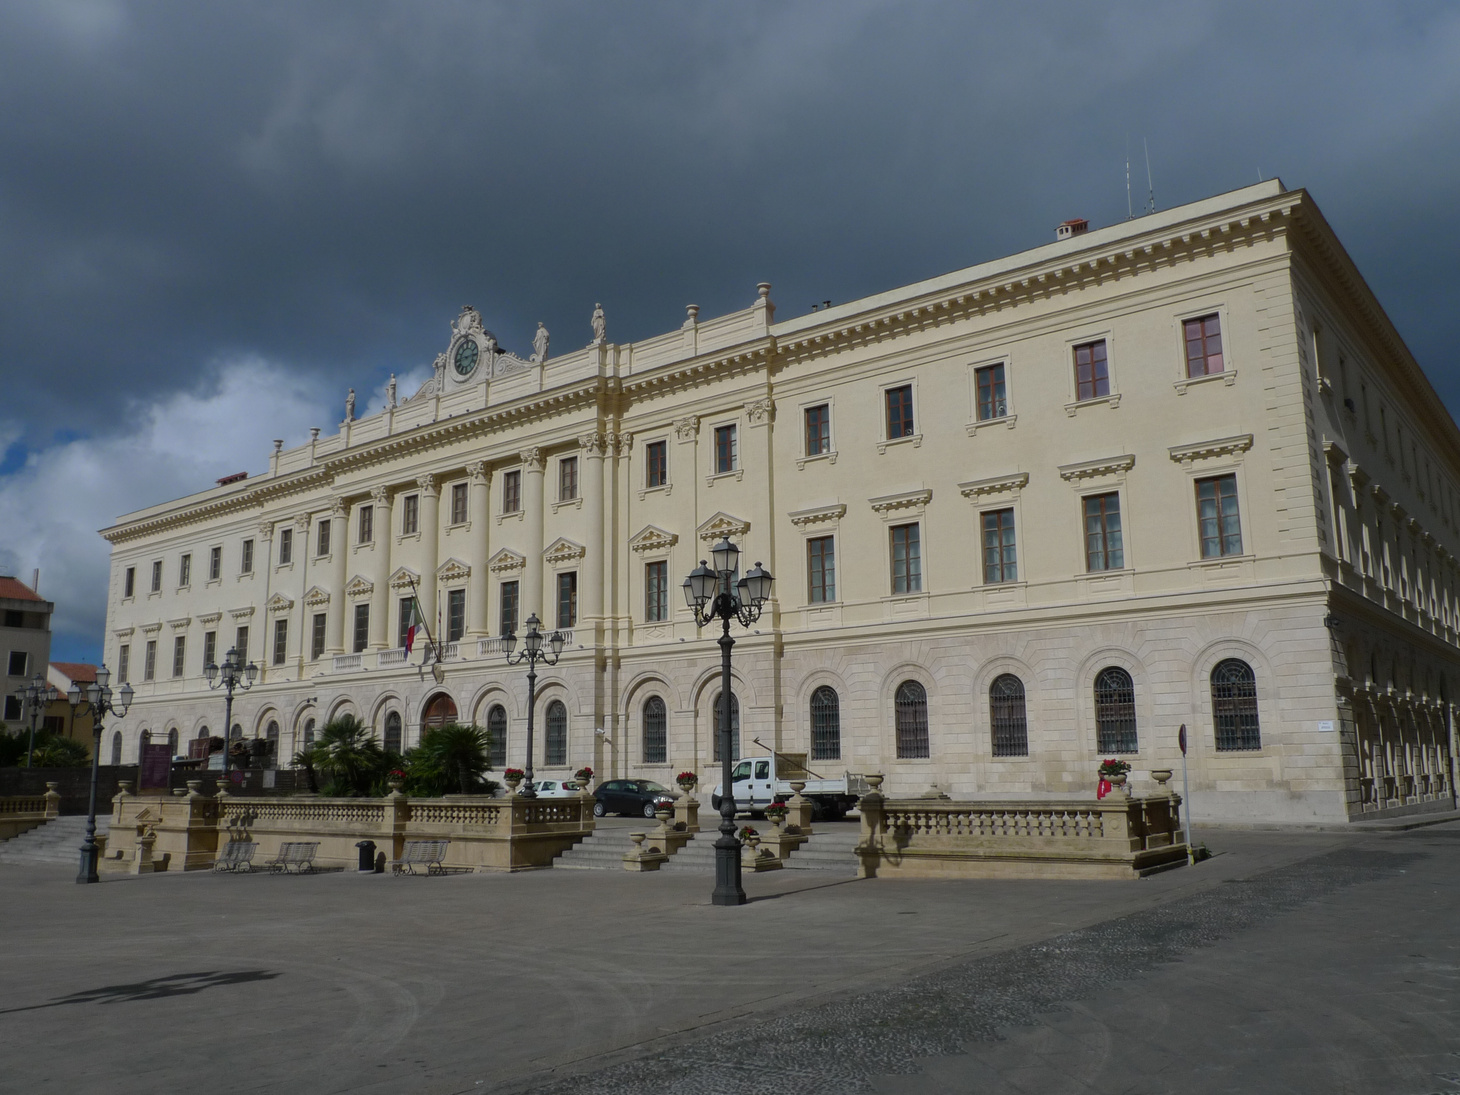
[545,700,568,766]
[810,686,841,761]
[384,712,402,755]
[895,680,930,758]
[1211,659,1261,750]
[712,691,740,762]
[990,674,1029,756]
[487,705,507,768]
[1094,667,1138,753]
[643,696,667,764]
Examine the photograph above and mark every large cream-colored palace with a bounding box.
[100,181,1458,825]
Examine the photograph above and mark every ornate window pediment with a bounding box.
[344,575,374,598]
[788,503,847,528]
[958,472,1029,501]
[168,616,192,630]
[114,626,135,639]
[303,586,331,609]
[1167,434,1254,467]
[266,593,294,614]
[227,606,254,621]
[198,612,222,626]
[697,511,750,544]
[437,557,471,584]
[388,566,421,593]
[868,488,932,516]
[1058,454,1135,483]
[544,537,587,566]
[629,525,679,555]
[488,548,526,574]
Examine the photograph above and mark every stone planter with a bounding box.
[1150,769,1173,788]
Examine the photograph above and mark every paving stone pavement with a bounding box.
[0,823,1456,1095]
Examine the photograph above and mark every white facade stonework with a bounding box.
[99,181,1458,825]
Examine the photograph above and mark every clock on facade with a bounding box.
[453,338,479,377]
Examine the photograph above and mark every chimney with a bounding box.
[1056,218,1089,241]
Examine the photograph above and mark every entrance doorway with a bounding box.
[421,692,458,733]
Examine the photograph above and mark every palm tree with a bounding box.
[415,723,492,794]
[313,715,387,796]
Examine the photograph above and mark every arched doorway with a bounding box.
[421,692,457,733]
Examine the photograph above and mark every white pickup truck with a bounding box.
[710,751,867,820]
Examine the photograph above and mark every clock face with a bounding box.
[454,338,479,377]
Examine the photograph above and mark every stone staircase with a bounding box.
[0,815,110,867]
[553,820,861,874]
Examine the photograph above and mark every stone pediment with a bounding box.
[488,548,526,574]
[388,567,421,593]
[344,575,374,598]
[141,621,163,635]
[868,488,932,516]
[1168,434,1254,467]
[168,616,192,630]
[303,586,331,608]
[228,606,255,621]
[198,612,222,626]
[437,558,471,583]
[543,537,587,566]
[629,525,678,555]
[133,806,163,824]
[697,511,750,544]
[1058,455,1135,483]
[266,593,294,614]
[788,503,846,529]
[958,472,1029,501]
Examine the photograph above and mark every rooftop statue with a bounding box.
[590,303,606,344]
[533,322,550,363]
[344,388,356,422]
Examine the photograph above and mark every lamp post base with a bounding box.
[76,842,99,885]
[711,836,746,906]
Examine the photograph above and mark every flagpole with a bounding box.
[1179,722,1194,865]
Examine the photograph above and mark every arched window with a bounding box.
[230,723,242,740]
[895,681,929,759]
[990,674,1028,757]
[1094,667,1138,753]
[383,711,402,755]
[711,691,740,762]
[421,692,457,731]
[643,696,667,764]
[167,728,179,757]
[1211,659,1260,751]
[265,721,280,768]
[109,731,122,766]
[810,686,840,761]
[138,729,151,764]
[545,700,568,766]
[302,718,315,748]
[487,705,507,768]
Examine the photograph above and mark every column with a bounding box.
[417,473,440,635]
[580,432,608,626]
[368,486,394,650]
[466,462,492,637]
[521,448,545,621]
[326,499,349,655]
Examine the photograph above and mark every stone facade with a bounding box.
[98,180,1458,825]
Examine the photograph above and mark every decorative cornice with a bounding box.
[488,548,526,574]
[788,503,846,528]
[388,566,421,592]
[302,586,331,608]
[958,472,1029,501]
[114,626,135,638]
[344,575,374,598]
[1058,455,1135,483]
[697,511,750,543]
[868,488,932,516]
[140,621,163,635]
[168,616,192,630]
[198,611,222,626]
[437,558,471,583]
[1168,434,1254,467]
[266,593,294,614]
[628,525,679,555]
[228,606,255,621]
[544,537,588,566]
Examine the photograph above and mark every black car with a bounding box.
[592,779,676,819]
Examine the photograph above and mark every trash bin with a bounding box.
[355,840,376,872]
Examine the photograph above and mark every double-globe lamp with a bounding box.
[66,664,133,883]
[502,613,565,798]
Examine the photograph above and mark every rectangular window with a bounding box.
[645,561,668,622]
[1184,314,1224,377]
[358,505,374,544]
[890,523,922,594]
[398,597,416,650]
[447,588,466,642]
[2,696,19,721]
[241,539,254,574]
[117,644,130,684]
[646,441,668,488]
[1074,340,1110,401]
[805,404,831,456]
[982,508,1018,583]
[1197,475,1243,557]
[808,536,836,603]
[1083,492,1124,571]
[557,571,578,629]
[714,425,737,474]
[173,635,186,678]
[150,560,162,593]
[886,384,915,439]
[451,482,468,525]
[316,517,331,557]
[559,457,578,501]
[502,470,521,513]
[235,626,249,662]
[499,581,519,636]
[178,553,192,587]
[975,364,1007,421]
[203,630,216,670]
[352,605,369,654]
[124,566,135,598]
[278,528,293,565]
[144,640,157,681]
[272,619,288,666]
[311,614,327,660]
[209,545,222,581]
[8,650,28,676]
[402,494,419,535]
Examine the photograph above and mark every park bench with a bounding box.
[213,840,258,872]
[265,842,320,874]
[391,839,450,876]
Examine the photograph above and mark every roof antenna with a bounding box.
[1125,136,1133,220]
[1143,137,1155,214]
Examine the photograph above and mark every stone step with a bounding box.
[0,816,110,866]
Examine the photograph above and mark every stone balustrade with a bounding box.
[855,780,1187,880]
[0,787,60,840]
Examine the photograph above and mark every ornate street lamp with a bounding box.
[21,672,59,768]
[204,647,258,779]
[502,613,565,799]
[683,538,774,906]
[65,664,133,884]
